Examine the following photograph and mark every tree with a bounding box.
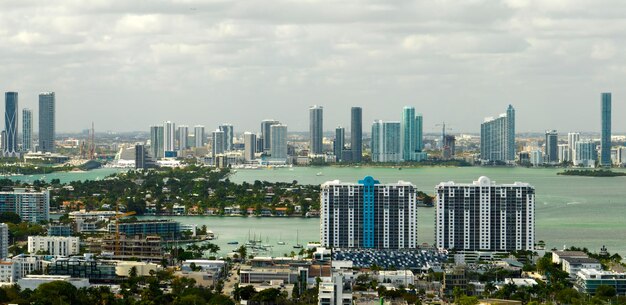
[0,212,21,224]
[174,294,207,305]
[31,280,78,304]
[129,266,138,278]
[457,295,479,305]
[595,285,616,299]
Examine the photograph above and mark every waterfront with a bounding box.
[10,165,626,256]
[7,168,127,184]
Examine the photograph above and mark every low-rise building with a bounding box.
[27,236,80,256]
[0,261,14,283]
[17,275,90,290]
[108,220,181,240]
[377,270,415,287]
[11,254,51,281]
[562,257,602,277]
[114,261,160,277]
[181,260,226,274]
[552,250,588,264]
[101,235,163,261]
[575,268,626,295]
[48,224,73,237]
[318,273,352,305]
[48,255,117,283]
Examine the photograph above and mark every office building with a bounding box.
[270,124,288,161]
[212,129,225,157]
[18,275,90,290]
[558,144,570,163]
[135,144,155,169]
[334,127,345,162]
[480,105,515,163]
[149,125,164,159]
[601,93,612,166]
[163,121,176,153]
[219,123,234,151]
[108,220,181,240]
[243,132,256,162]
[416,114,423,152]
[48,256,117,282]
[178,125,188,152]
[101,235,163,260]
[0,224,7,259]
[401,106,424,161]
[575,269,626,295]
[545,130,558,163]
[320,176,417,249]
[48,224,72,237]
[567,132,580,162]
[0,188,50,223]
[351,107,363,162]
[38,92,55,153]
[261,119,280,152]
[27,236,80,256]
[574,140,597,168]
[309,105,324,155]
[22,108,32,152]
[371,120,401,163]
[194,125,205,148]
[4,92,18,156]
[530,150,543,166]
[435,176,535,251]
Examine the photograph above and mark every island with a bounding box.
[557,169,626,177]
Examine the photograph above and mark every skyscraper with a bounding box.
[401,106,416,161]
[435,176,535,251]
[194,125,205,148]
[149,126,164,159]
[261,119,280,153]
[22,108,32,152]
[219,123,234,151]
[334,127,345,162]
[4,92,18,156]
[350,107,362,162]
[163,121,176,152]
[416,113,423,152]
[371,120,401,163]
[212,129,225,157]
[135,144,155,170]
[269,124,288,161]
[178,125,189,153]
[320,176,417,249]
[545,130,558,164]
[38,92,55,153]
[574,140,597,168]
[567,132,580,162]
[309,105,324,155]
[243,132,256,162]
[480,105,515,163]
[601,92,612,167]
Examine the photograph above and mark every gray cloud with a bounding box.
[0,0,625,134]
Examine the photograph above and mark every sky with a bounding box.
[0,0,625,134]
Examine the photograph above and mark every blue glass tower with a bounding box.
[4,92,18,156]
[601,93,612,167]
[359,176,379,248]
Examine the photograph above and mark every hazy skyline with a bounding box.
[1,1,625,133]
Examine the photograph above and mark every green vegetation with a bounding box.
[558,169,626,177]
[0,163,73,175]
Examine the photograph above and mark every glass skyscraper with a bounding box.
[4,92,18,156]
[480,105,516,163]
[371,120,401,162]
[270,124,288,161]
[401,106,424,161]
[601,92,612,166]
[149,125,164,159]
[350,107,362,162]
[334,126,345,162]
[261,119,280,153]
[178,125,188,152]
[243,132,256,162]
[163,121,176,152]
[219,123,234,151]
[22,108,32,152]
[212,129,225,157]
[545,130,558,163]
[309,105,324,155]
[194,125,205,148]
[38,92,56,153]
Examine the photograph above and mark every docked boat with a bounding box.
[227,241,239,245]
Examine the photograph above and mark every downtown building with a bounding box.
[371,120,401,163]
[401,106,425,161]
[480,105,515,164]
[39,92,56,153]
[601,93,612,167]
[22,108,33,152]
[4,92,19,157]
[320,176,417,250]
[309,105,324,155]
[435,176,535,252]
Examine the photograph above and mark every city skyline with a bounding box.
[1,2,626,133]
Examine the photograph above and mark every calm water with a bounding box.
[7,168,127,184]
[11,166,626,256]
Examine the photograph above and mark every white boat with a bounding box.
[316,172,323,176]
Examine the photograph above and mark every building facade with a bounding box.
[567,132,580,162]
[27,236,80,256]
[108,220,180,240]
[212,129,225,157]
[0,188,50,223]
[178,125,188,152]
[601,93,612,166]
[309,105,324,155]
[194,125,205,148]
[351,107,362,163]
[38,92,55,153]
[163,121,176,153]
[4,92,18,156]
[435,176,535,251]
[371,120,401,163]
[574,140,597,168]
[219,123,234,151]
[261,119,280,153]
[545,130,558,164]
[22,108,33,152]
[480,105,515,163]
[270,124,288,161]
[401,106,424,161]
[320,176,418,249]
[243,132,257,162]
[149,125,164,159]
[0,223,7,259]
[334,127,345,162]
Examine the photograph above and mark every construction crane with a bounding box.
[112,204,136,255]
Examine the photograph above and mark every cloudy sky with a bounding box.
[1,0,625,133]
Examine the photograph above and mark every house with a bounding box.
[274,207,288,216]
[562,257,602,277]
